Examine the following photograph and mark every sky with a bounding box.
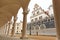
[16,0,52,23]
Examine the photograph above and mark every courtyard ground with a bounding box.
[0,34,56,40]
[28,35,56,40]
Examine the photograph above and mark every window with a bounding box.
[31,19,33,22]
[39,16,42,20]
[16,31,18,34]
[17,27,19,29]
[17,31,18,33]
[39,17,41,19]
[45,17,48,19]
[35,18,37,21]
[51,17,54,20]
[48,19,50,22]
[37,11,39,14]
[33,13,35,16]
[17,23,19,26]
[43,19,47,22]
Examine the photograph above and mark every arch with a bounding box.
[40,24,46,29]
[0,0,30,27]
[0,0,30,38]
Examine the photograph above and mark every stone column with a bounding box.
[5,23,8,35]
[7,21,11,35]
[21,10,28,39]
[53,0,60,40]
[11,16,17,37]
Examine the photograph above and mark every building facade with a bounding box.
[27,4,55,31]
[1,20,23,36]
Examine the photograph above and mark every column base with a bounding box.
[20,37,28,39]
[56,38,60,40]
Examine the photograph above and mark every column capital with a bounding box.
[23,9,30,15]
[8,21,11,24]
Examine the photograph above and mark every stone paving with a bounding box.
[0,35,35,40]
[0,28,56,40]
[27,28,56,36]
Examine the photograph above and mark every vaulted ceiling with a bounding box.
[0,0,30,27]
